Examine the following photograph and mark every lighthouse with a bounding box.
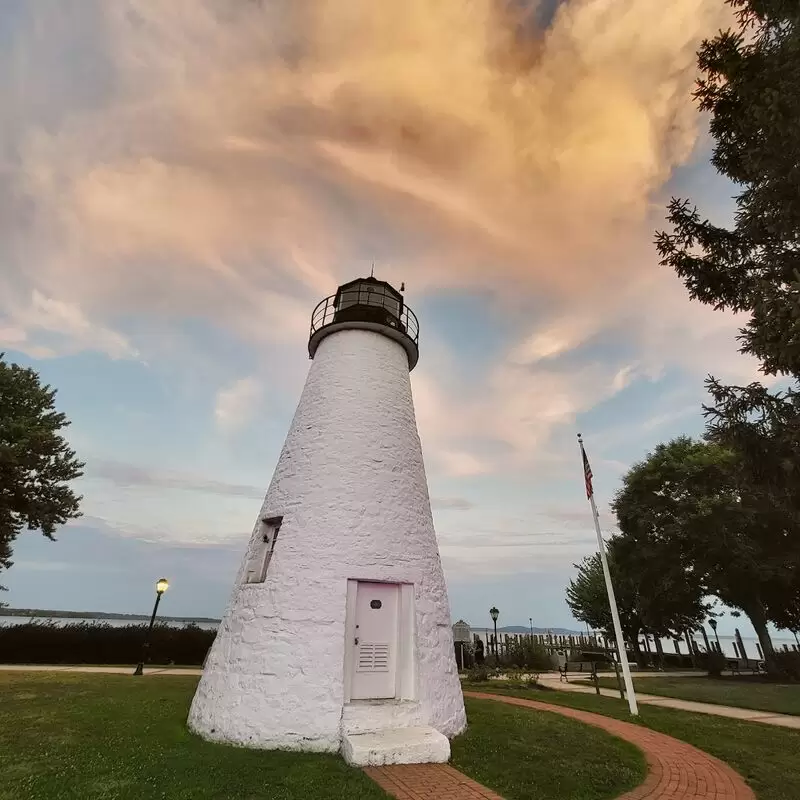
[188,277,467,765]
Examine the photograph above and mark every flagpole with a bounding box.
[578,433,638,716]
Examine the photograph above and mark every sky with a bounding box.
[0,0,778,638]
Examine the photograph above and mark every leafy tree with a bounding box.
[612,436,800,671]
[0,354,84,597]
[566,534,707,666]
[612,534,710,642]
[768,581,800,635]
[566,544,644,663]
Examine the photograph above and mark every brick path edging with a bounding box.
[465,691,756,800]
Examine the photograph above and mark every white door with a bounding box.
[350,582,399,700]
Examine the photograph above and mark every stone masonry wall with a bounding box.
[188,328,466,751]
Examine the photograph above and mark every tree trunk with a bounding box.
[642,631,653,667]
[746,601,778,675]
[629,632,646,668]
[653,635,665,670]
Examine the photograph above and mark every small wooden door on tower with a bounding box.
[350,582,400,700]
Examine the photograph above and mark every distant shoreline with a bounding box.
[1,608,221,624]
[0,611,578,632]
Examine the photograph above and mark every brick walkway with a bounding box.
[364,763,503,799]
[365,693,756,799]
[466,691,756,800]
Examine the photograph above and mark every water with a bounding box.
[0,615,219,631]
[653,634,798,660]
[469,629,799,660]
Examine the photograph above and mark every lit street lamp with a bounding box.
[708,618,721,653]
[490,606,499,657]
[133,578,169,676]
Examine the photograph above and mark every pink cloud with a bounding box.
[5,0,733,316]
[1,0,752,480]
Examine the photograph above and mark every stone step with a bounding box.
[341,725,450,767]
[340,699,424,735]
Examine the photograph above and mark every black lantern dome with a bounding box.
[308,277,419,369]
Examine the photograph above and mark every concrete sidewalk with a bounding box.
[573,670,703,679]
[535,674,800,729]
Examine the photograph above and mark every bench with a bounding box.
[559,661,599,684]
[727,659,767,676]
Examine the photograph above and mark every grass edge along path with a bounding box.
[462,682,800,800]
[583,675,800,717]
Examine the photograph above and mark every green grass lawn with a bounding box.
[452,697,644,800]
[1,672,385,800]
[583,675,800,716]
[463,681,800,800]
[0,673,645,800]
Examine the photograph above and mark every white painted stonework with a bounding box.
[341,726,450,767]
[188,326,466,756]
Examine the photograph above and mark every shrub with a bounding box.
[525,672,540,688]
[659,652,695,670]
[701,651,728,677]
[498,638,554,671]
[500,668,541,689]
[0,621,216,665]
[774,651,800,682]
[466,664,491,682]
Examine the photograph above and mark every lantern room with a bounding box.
[308,277,419,370]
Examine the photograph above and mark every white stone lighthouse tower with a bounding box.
[188,277,466,765]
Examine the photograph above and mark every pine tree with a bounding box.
[656,0,800,642]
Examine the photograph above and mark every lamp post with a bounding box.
[490,606,499,657]
[133,577,169,676]
[529,617,533,637]
[709,619,721,653]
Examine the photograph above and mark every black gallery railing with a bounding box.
[309,291,420,347]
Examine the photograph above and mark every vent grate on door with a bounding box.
[356,642,390,672]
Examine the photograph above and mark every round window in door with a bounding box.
[370,599,382,609]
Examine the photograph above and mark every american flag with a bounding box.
[580,437,594,499]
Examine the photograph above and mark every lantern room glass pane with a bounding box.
[377,289,400,318]
[335,281,401,319]
[337,289,361,311]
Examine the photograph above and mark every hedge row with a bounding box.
[0,621,216,665]
[657,652,697,669]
